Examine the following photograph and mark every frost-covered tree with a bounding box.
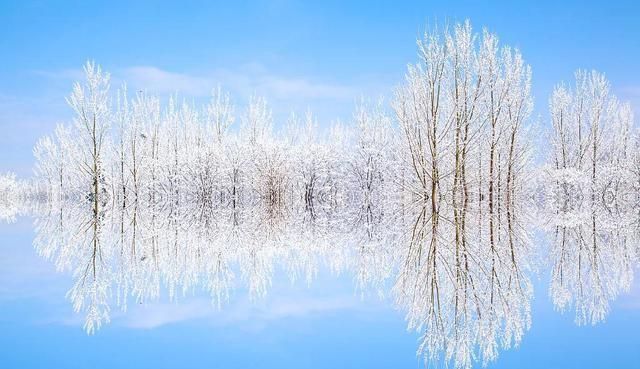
[66,61,112,201]
[393,21,532,209]
[390,21,535,369]
[548,70,635,197]
[544,71,638,325]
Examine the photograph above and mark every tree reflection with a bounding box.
[542,170,640,326]
[0,21,637,369]
[0,164,627,369]
[394,191,533,367]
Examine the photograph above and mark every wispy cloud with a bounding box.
[120,66,213,96]
[120,63,357,101]
[116,295,365,330]
[120,300,215,329]
[30,62,391,124]
[36,63,359,101]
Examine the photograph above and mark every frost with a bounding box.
[2,20,638,369]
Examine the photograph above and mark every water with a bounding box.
[0,188,638,369]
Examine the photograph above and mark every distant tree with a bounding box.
[549,70,635,193]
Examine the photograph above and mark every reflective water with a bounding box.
[1,177,639,369]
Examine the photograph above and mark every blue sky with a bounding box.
[1,0,640,175]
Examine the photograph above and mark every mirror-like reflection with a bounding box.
[1,21,639,369]
[12,168,639,369]
[535,169,640,326]
[21,180,536,369]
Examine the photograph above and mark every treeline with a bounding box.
[33,63,400,212]
[31,22,636,217]
[12,20,638,369]
[28,22,532,214]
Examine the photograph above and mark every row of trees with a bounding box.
[14,20,637,369]
[547,69,637,207]
[31,40,636,221]
[32,63,399,214]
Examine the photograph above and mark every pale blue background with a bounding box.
[1,1,640,368]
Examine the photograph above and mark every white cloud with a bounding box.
[33,62,360,102]
[113,294,366,330]
[120,66,213,96]
[120,63,357,102]
[31,62,388,122]
[120,300,214,329]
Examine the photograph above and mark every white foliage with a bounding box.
[9,19,638,369]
